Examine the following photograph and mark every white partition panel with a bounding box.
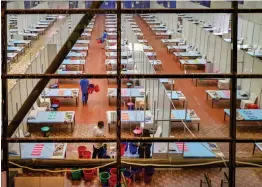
[8,92,13,122]
[253,23,261,46]
[214,36,222,70]
[32,58,37,74]
[252,58,262,74]
[220,40,228,73]
[155,83,170,138]
[191,24,197,47]
[259,25,262,46]
[207,33,216,62]
[243,53,254,73]
[182,19,186,38]
[199,30,206,54]
[237,49,245,63]
[10,84,22,119]
[238,18,243,39]
[246,22,254,45]
[225,44,231,73]
[203,31,209,57]
[196,27,202,51]
[240,54,254,92]
[237,62,243,86]
[242,20,248,43]
[36,55,42,74]
[19,79,28,104]
[250,78,262,96]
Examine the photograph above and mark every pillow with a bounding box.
[8,143,20,155]
[27,110,38,119]
[239,90,247,96]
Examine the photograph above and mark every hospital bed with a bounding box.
[107,88,145,105]
[105,52,132,59]
[106,110,153,133]
[206,90,249,108]
[179,59,206,69]
[170,109,200,131]
[7,53,19,63]
[152,142,223,159]
[166,90,186,107]
[161,38,184,46]
[224,109,262,122]
[41,88,79,106]
[10,143,67,159]
[71,46,88,52]
[66,51,87,59]
[9,40,31,48]
[80,33,91,39]
[62,59,85,71]
[7,46,25,55]
[173,51,202,60]
[166,45,190,53]
[76,40,90,45]
[105,58,135,70]
[25,28,45,35]
[148,60,162,70]
[27,111,75,133]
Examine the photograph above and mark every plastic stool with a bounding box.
[127,102,135,110]
[41,126,50,137]
[126,82,133,88]
[51,104,59,111]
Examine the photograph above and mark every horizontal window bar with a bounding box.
[5,8,236,14]
[5,8,262,14]
[4,74,262,79]
[6,137,262,143]
[6,9,118,14]
[3,73,234,79]
[4,137,231,143]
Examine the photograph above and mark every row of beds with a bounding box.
[103,14,222,160]
[9,16,98,159]
[7,15,58,66]
[10,14,261,160]
[139,14,262,154]
[104,14,163,72]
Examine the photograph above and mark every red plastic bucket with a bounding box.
[110,168,117,177]
[120,143,126,156]
[66,168,71,179]
[109,176,117,187]
[82,151,91,159]
[125,177,132,187]
[93,168,97,175]
[78,146,87,158]
[83,169,94,181]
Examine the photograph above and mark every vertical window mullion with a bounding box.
[116,1,122,186]
[1,2,9,187]
[229,1,238,187]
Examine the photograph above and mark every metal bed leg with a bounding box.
[252,143,256,155]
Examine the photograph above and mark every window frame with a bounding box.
[2,1,262,187]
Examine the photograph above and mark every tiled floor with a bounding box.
[28,14,262,186]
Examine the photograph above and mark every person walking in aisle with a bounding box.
[92,121,106,158]
[80,78,89,105]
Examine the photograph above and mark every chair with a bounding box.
[218,79,230,90]
[33,101,47,112]
[240,93,257,109]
